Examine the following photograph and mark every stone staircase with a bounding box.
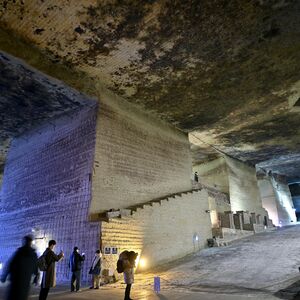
[97,188,203,222]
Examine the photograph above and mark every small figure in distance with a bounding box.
[69,247,85,292]
[39,240,64,300]
[89,249,102,289]
[1,235,38,300]
[194,171,199,182]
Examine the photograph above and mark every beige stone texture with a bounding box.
[208,196,231,228]
[225,157,268,218]
[258,178,280,226]
[101,190,212,272]
[270,177,296,226]
[90,89,192,213]
[258,177,296,226]
[193,157,229,193]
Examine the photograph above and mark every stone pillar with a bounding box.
[238,213,244,231]
[243,211,251,224]
[233,214,239,229]
[219,213,229,228]
[251,213,256,224]
[233,212,244,230]
[225,211,235,229]
[256,214,261,224]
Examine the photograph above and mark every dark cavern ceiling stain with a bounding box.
[0,0,300,178]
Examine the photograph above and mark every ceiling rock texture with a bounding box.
[0,0,300,179]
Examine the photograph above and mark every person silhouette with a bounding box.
[1,235,38,300]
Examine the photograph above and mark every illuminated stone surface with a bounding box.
[101,190,211,272]
[1,1,300,291]
[91,89,192,213]
[0,106,100,282]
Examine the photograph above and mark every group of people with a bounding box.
[1,235,137,300]
[69,246,102,292]
[0,236,102,300]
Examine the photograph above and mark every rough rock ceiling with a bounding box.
[0,0,300,178]
[0,52,96,182]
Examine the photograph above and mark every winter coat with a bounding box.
[41,248,63,288]
[1,246,38,300]
[89,254,101,275]
[123,259,134,284]
[69,251,85,272]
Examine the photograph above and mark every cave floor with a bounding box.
[2,225,300,299]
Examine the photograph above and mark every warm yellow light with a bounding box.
[139,258,147,268]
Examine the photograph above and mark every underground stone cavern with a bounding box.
[0,1,300,299]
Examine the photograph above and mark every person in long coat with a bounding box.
[89,249,102,289]
[121,251,138,300]
[1,235,38,300]
[39,240,64,300]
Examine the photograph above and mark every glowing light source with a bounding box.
[0,263,3,270]
[139,258,147,268]
[34,237,47,255]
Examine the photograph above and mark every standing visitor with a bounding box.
[69,247,85,292]
[120,250,138,300]
[39,240,64,300]
[0,235,38,300]
[194,171,199,182]
[89,249,102,289]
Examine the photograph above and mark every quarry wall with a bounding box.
[91,90,192,213]
[0,106,100,282]
[258,178,279,225]
[226,157,268,217]
[271,176,296,226]
[101,189,212,273]
[192,157,229,193]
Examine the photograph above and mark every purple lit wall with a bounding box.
[0,106,100,282]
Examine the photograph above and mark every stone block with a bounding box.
[0,107,100,282]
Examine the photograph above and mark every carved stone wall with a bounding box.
[91,90,193,213]
[0,107,100,282]
[101,190,211,273]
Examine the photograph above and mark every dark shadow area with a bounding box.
[274,280,300,299]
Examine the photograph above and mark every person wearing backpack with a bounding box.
[69,247,85,292]
[89,249,102,289]
[0,235,38,300]
[118,250,138,300]
[39,240,64,300]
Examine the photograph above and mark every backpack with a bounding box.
[37,254,48,271]
[116,259,124,273]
